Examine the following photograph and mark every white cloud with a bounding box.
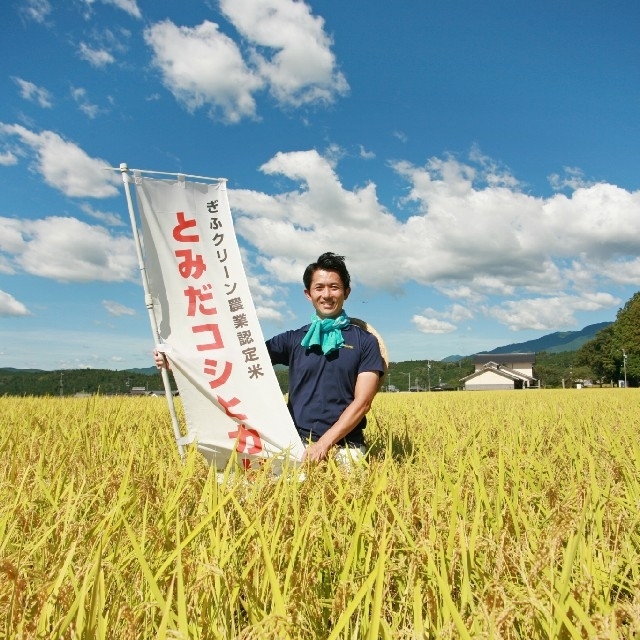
[103,300,136,316]
[144,1,347,122]
[410,304,473,334]
[487,293,620,331]
[437,285,484,304]
[78,42,115,67]
[448,304,475,322]
[541,183,640,259]
[80,203,124,226]
[232,149,403,290]
[0,216,136,283]
[100,0,141,19]
[227,148,640,331]
[71,87,102,118]
[391,155,640,286]
[0,291,31,317]
[80,0,141,19]
[359,145,375,160]
[598,258,640,286]
[0,124,119,197]
[324,143,345,168]
[0,151,18,166]
[219,0,348,107]
[20,0,51,23]
[12,77,53,108]
[548,166,594,191]
[411,315,457,334]
[467,276,516,297]
[245,268,291,324]
[393,131,408,143]
[144,20,263,123]
[0,221,25,257]
[76,26,130,67]
[0,255,15,274]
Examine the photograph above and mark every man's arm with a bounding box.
[302,370,380,463]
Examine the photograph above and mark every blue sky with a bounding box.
[1,0,640,370]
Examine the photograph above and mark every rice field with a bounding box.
[1,390,639,639]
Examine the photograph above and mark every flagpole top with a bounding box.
[114,165,226,183]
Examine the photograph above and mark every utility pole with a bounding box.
[569,366,573,389]
[59,371,64,397]
[623,349,628,388]
[427,361,431,391]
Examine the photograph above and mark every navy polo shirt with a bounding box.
[266,323,384,446]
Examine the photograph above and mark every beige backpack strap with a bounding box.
[349,317,389,384]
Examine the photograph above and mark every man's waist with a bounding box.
[296,427,365,448]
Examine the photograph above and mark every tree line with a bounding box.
[572,290,640,387]
[0,368,171,397]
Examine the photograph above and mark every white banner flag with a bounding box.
[133,173,305,469]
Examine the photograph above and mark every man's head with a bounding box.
[303,252,351,319]
[303,252,351,290]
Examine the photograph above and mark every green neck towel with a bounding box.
[300,311,350,355]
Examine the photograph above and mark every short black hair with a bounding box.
[303,252,351,290]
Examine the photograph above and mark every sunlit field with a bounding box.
[2,390,639,639]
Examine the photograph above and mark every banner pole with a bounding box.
[120,162,185,459]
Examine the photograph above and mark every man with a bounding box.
[266,252,384,462]
[156,252,384,463]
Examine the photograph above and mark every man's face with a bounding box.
[304,269,350,319]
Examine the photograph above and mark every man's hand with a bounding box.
[153,348,170,370]
[302,439,332,463]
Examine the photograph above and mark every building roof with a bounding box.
[461,361,537,383]
[474,352,536,365]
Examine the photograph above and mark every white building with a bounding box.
[461,353,537,391]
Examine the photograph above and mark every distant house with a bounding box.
[432,383,455,392]
[148,389,180,397]
[460,353,537,391]
[130,386,147,395]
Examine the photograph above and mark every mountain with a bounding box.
[478,322,612,356]
[442,322,611,362]
[125,366,160,375]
